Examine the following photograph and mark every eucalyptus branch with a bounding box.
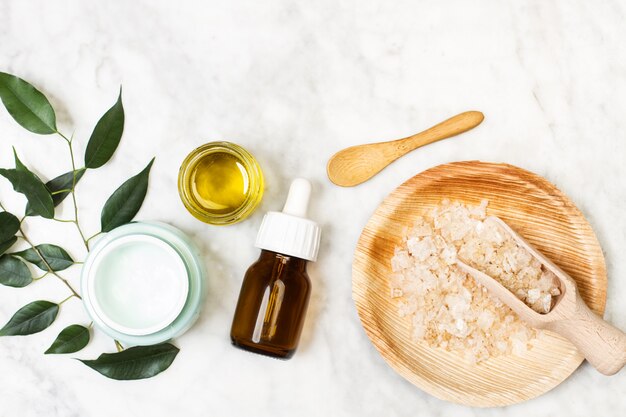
[0,73,174,380]
[17,225,81,300]
[56,130,90,251]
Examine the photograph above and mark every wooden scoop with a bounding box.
[457,216,626,375]
[326,111,484,187]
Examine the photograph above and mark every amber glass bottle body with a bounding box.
[230,250,311,359]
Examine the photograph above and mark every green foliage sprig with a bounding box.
[0,72,177,380]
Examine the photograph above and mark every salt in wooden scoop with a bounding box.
[456,216,626,375]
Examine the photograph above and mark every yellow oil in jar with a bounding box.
[178,142,264,225]
[190,153,248,214]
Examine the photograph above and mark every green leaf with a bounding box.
[0,237,18,256]
[0,72,57,134]
[0,162,54,219]
[13,244,73,271]
[0,300,58,336]
[45,324,90,354]
[84,89,125,169]
[13,147,28,172]
[100,158,154,232]
[9,149,57,217]
[0,255,31,287]
[25,169,86,216]
[0,211,20,242]
[79,343,179,380]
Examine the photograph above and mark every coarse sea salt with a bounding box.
[389,200,561,363]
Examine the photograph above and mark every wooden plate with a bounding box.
[352,161,607,407]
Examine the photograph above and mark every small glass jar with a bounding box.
[178,141,264,225]
[81,222,206,346]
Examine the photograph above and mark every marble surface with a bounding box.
[1,0,625,415]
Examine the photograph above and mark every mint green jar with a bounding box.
[81,222,205,346]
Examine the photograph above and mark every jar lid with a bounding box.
[255,178,321,261]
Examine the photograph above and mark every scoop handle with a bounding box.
[547,295,626,375]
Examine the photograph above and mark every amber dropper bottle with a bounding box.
[230,178,321,359]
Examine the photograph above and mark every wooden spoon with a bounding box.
[326,111,484,187]
[457,216,626,376]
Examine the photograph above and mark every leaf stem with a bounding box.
[17,225,82,300]
[51,188,72,195]
[53,218,76,223]
[86,232,102,244]
[33,271,50,281]
[0,200,5,211]
[56,131,72,143]
[59,294,75,305]
[57,130,90,251]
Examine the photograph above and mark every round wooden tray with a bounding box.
[352,161,607,407]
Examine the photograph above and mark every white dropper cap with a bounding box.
[282,178,311,217]
[255,178,321,262]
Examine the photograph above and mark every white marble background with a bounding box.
[0,0,625,416]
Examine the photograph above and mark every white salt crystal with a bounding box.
[389,199,560,364]
[391,250,411,272]
[407,236,435,261]
[477,311,495,330]
[527,288,541,304]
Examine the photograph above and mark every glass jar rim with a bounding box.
[178,141,264,225]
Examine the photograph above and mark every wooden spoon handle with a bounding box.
[547,295,626,375]
[391,111,484,157]
[326,111,484,187]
